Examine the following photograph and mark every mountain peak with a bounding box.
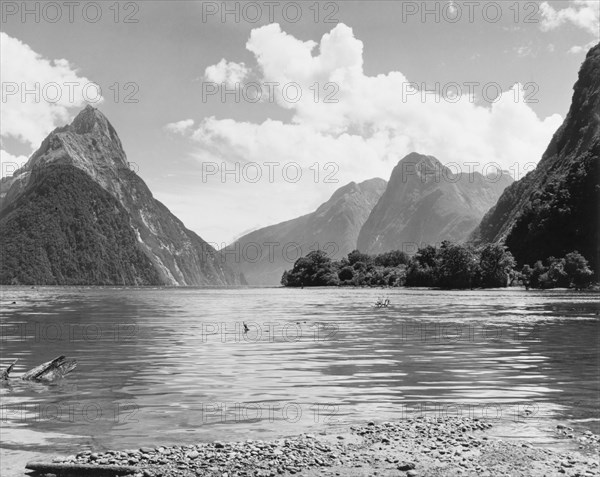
[328,181,359,201]
[4,105,130,205]
[387,152,446,186]
[357,152,513,254]
[70,104,114,136]
[0,105,239,287]
[398,152,441,166]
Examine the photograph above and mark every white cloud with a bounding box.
[540,0,599,53]
[540,0,599,35]
[164,119,195,135]
[204,58,249,87]
[568,39,598,54]
[0,32,102,152]
[516,44,534,58]
[168,23,564,243]
[187,23,561,172]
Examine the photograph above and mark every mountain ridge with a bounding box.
[224,178,387,285]
[357,152,513,254]
[0,105,238,286]
[471,42,600,276]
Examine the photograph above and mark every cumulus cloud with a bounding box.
[164,119,195,135]
[184,23,561,175]
[0,32,102,152]
[540,0,600,53]
[167,23,565,242]
[540,0,599,35]
[204,58,249,87]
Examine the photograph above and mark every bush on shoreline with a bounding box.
[281,242,595,290]
[519,251,594,290]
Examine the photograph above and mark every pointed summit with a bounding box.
[398,152,440,165]
[70,104,121,143]
[356,152,513,254]
[0,106,240,286]
[71,104,102,132]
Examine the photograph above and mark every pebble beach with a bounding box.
[29,416,600,477]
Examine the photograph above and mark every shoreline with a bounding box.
[28,417,600,477]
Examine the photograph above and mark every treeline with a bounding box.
[281,242,595,290]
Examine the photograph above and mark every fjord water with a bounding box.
[1,287,599,472]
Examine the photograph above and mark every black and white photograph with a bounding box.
[1,1,599,476]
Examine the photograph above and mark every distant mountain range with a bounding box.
[357,153,513,255]
[229,153,512,285]
[472,42,600,277]
[224,178,387,285]
[0,106,238,286]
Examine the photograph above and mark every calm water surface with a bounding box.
[0,287,599,474]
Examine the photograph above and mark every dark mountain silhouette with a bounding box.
[472,43,600,277]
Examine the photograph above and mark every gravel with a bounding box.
[40,417,600,477]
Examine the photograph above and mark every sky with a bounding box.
[1,1,599,246]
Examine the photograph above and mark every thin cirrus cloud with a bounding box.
[539,0,600,53]
[0,32,102,158]
[170,23,563,181]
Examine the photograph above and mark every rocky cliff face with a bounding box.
[0,105,237,286]
[472,43,600,275]
[224,178,387,285]
[357,153,513,255]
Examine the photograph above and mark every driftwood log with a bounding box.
[1,356,77,382]
[0,359,17,380]
[25,461,139,476]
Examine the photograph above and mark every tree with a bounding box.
[436,242,478,289]
[521,264,533,289]
[282,250,339,287]
[374,250,410,268]
[564,251,594,289]
[353,261,367,272]
[406,262,435,286]
[414,245,437,268]
[386,265,407,286]
[478,243,516,288]
[546,257,570,288]
[347,250,372,266]
[530,261,546,288]
[338,266,354,282]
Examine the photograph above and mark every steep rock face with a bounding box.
[224,178,387,285]
[472,43,600,275]
[357,153,513,254]
[0,105,237,286]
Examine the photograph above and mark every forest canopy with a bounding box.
[281,243,595,290]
